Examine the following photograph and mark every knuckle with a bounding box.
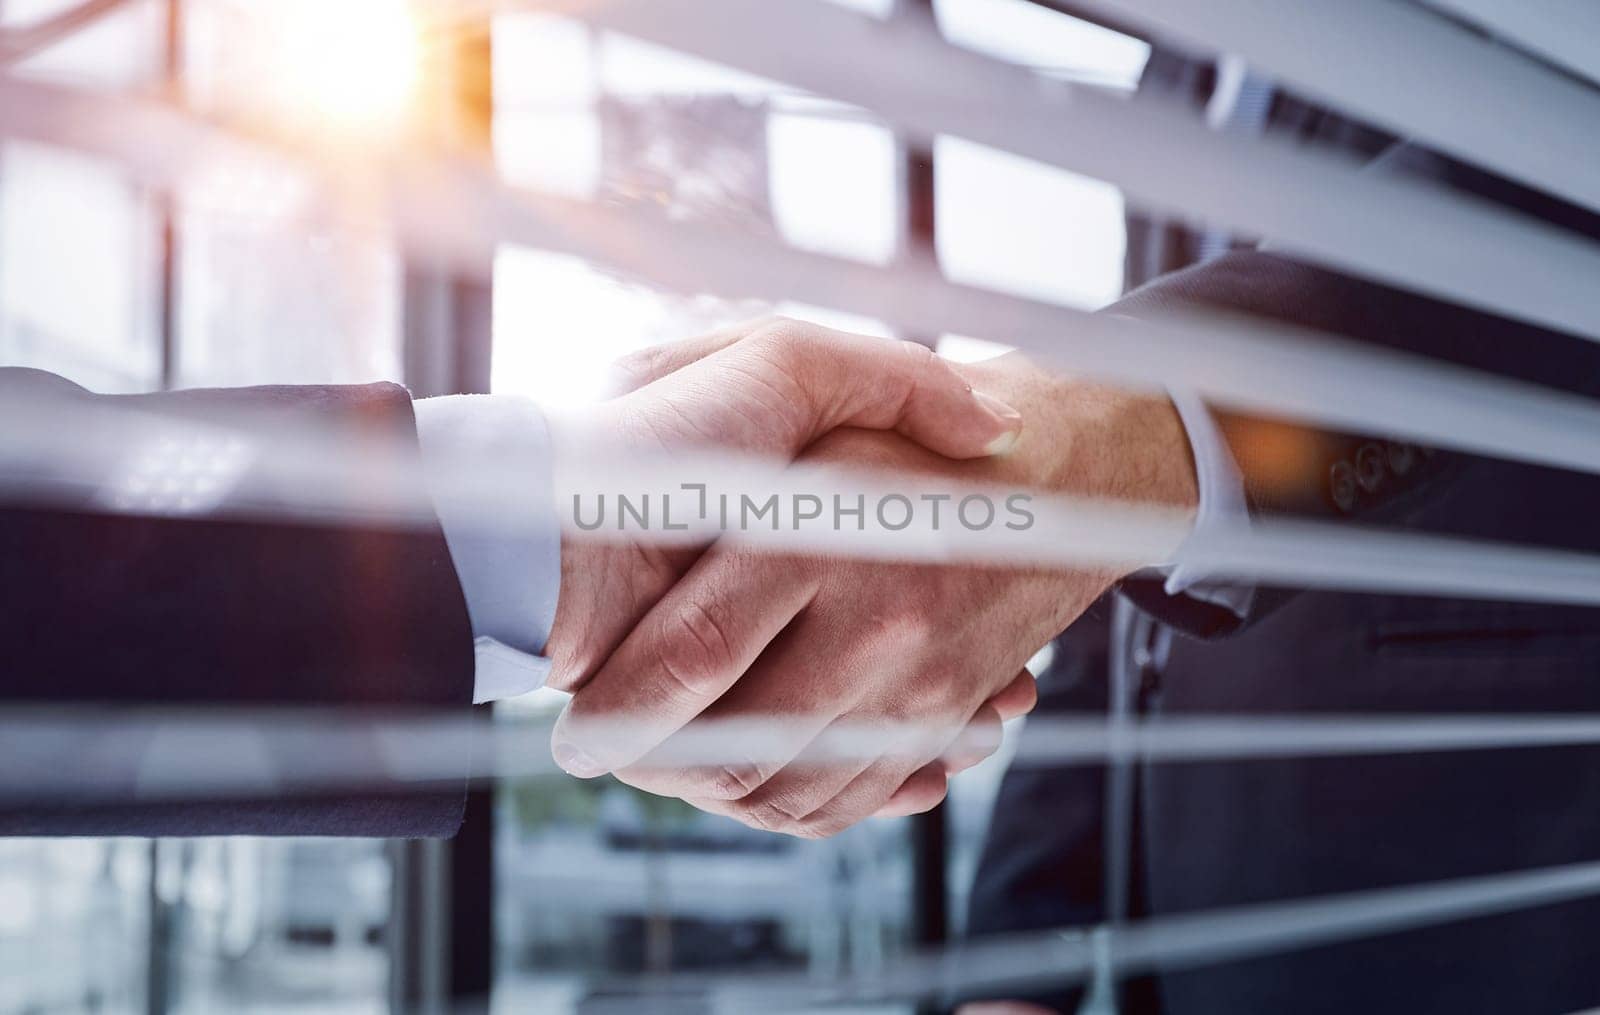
[792,803,855,840]
[893,338,942,400]
[745,314,791,335]
[733,805,784,835]
[862,688,968,752]
[748,317,825,363]
[859,603,937,654]
[611,346,659,380]
[706,761,769,801]
[737,797,809,836]
[655,600,737,701]
[608,346,678,396]
[543,661,585,694]
[895,337,937,370]
[545,642,608,694]
[750,314,806,340]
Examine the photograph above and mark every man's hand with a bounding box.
[551,350,1198,837]
[542,317,1025,697]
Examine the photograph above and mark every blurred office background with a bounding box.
[0,0,1144,1011]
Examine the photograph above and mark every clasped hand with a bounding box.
[539,318,1194,837]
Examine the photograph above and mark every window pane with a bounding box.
[3,0,166,90]
[0,141,161,392]
[168,840,392,1014]
[935,0,1150,89]
[0,0,168,392]
[493,697,917,1014]
[936,135,1127,310]
[0,840,150,1012]
[770,111,898,264]
[174,0,404,387]
[175,213,403,387]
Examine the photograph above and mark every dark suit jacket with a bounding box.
[970,92,1600,1015]
[0,367,476,838]
[1133,170,1600,1015]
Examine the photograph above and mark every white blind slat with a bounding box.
[1424,0,1600,92]
[556,0,1600,344]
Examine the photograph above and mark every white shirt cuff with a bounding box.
[1164,388,1255,617]
[414,394,561,704]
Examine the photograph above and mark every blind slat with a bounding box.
[8,74,1600,488]
[1424,0,1600,91]
[1078,0,1600,216]
[561,0,1600,344]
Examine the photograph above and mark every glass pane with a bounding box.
[174,0,404,388]
[0,840,151,1012]
[935,0,1150,89]
[491,22,861,404]
[493,697,917,1015]
[935,134,1128,310]
[174,211,403,387]
[167,840,391,1015]
[770,111,899,264]
[0,141,162,391]
[3,0,167,90]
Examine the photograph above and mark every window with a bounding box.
[485,4,1138,1009]
[0,3,401,1011]
[0,1,1145,1010]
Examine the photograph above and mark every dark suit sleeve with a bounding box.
[0,367,478,837]
[1116,147,1600,637]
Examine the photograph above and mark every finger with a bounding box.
[670,792,743,822]
[869,702,1002,821]
[730,700,996,827]
[732,755,874,834]
[605,317,776,395]
[941,703,1004,775]
[616,618,845,802]
[796,756,948,837]
[550,548,818,778]
[693,756,939,838]
[873,763,949,819]
[734,322,1023,459]
[723,691,961,830]
[680,794,741,822]
[988,668,1038,721]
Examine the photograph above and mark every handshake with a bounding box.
[536,318,1197,837]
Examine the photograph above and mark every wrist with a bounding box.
[543,402,696,690]
[543,405,607,683]
[1061,382,1199,511]
[953,353,1198,513]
